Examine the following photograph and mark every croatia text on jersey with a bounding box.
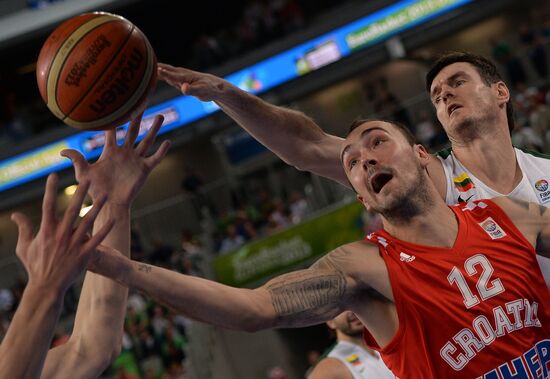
[478,339,549,379]
[440,298,542,371]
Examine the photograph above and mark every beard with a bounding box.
[448,108,498,143]
[371,164,434,225]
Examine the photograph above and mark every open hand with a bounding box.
[60,113,171,207]
[158,63,226,102]
[11,174,114,295]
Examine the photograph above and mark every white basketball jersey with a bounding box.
[437,147,550,286]
[327,341,395,379]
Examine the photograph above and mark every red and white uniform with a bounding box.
[364,200,550,379]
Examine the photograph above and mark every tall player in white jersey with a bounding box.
[157,51,550,286]
[308,311,395,379]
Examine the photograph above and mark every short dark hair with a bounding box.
[347,118,416,146]
[425,51,515,134]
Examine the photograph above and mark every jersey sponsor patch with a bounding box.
[479,217,507,240]
[533,178,550,204]
[399,252,416,262]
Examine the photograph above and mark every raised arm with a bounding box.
[40,114,170,379]
[89,246,362,332]
[0,175,113,379]
[158,64,348,186]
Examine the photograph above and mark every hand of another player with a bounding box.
[87,244,126,280]
[157,63,226,102]
[60,113,171,207]
[11,174,114,295]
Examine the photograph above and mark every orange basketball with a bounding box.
[36,12,157,130]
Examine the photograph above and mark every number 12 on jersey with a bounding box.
[447,254,505,309]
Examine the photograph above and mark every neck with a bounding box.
[336,331,364,346]
[382,188,458,248]
[451,125,521,194]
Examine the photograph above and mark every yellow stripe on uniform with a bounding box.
[453,172,470,184]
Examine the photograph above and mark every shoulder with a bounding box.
[322,241,383,272]
[515,147,550,162]
[313,241,387,291]
[489,196,544,220]
[486,197,546,244]
[307,357,353,379]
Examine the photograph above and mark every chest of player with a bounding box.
[366,203,550,378]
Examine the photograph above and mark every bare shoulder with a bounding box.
[313,240,383,273]
[490,196,547,247]
[490,196,548,221]
[308,357,353,379]
[312,240,390,299]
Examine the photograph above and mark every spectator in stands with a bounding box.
[219,224,246,254]
[288,190,309,224]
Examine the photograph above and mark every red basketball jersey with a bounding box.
[363,200,550,379]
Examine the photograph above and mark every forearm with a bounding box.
[0,285,64,379]
[44,206,130,378]
[72,205,129,346]
[214,83,347,184]
[94,251,350,332]
[101,255,272,332]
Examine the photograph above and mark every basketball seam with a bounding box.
[46,15,118,120]
[65,31,154,129]
[63,23,136,120]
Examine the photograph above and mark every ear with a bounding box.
[414,144,431,168]
[326,319,336,330]
[495,81,510,108]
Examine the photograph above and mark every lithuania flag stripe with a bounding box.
[453,174,475,191]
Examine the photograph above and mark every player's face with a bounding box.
[331,311,364,336]
[341,121,428,214]
[429,62,506,138]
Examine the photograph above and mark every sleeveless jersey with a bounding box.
[325,341,396,379]
[437,147,550,287]
[363,200,550,379]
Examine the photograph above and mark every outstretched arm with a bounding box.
[90,246,361,332]
[158,64,348,186]
[40,114,170,379]
[0,175,113,379]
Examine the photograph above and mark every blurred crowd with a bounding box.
[1,3,550,379]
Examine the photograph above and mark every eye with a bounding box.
[455,79,465,87]
[349,159,358,169]
[373,138,385,147]
[434,96,441,104]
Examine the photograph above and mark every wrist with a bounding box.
[96,203,130,222]
[24,282,65,307]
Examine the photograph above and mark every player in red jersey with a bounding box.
[88,119,550,378]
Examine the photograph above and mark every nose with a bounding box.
[441,83,454,103]
[362,157,377,169]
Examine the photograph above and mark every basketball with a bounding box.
[36,12,157,131]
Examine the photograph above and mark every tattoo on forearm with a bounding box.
[137,264,152,273]
[267,271,346,317]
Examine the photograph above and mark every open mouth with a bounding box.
[370,172,393,194]
[448,104,462,117]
